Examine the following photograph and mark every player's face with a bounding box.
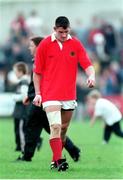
[87,97,96,106]
[54,27,70,42]
[13,68,22,79]
[29,41,36,56]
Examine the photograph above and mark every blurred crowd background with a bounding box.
[0,0,123,118]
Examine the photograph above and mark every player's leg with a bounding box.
[36,137,43,151]
[112,121,123,137]
[103,124,112,144]
[34,107,49,151]
[64,136,81,162]
[14,118,21,151]
[45,105,62,162]
[17,104,43,161]
[61,110,73,142]
[60,101,80,160]
[44,103,68,171]
[40,109,81,162]
[61,110,80,161]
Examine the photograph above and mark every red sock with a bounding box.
[49,138,62,162]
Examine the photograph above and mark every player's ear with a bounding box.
[54,26,56,31]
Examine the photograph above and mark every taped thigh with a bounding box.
[46,111,61,126]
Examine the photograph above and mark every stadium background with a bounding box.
[1,0,123,41]
[0,0,123,179]
[0,0,123,117]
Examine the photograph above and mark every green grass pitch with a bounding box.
[0,118,123,179]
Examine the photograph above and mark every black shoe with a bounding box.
[50,161,57,170]
[37,138,43,151]
[16,155,32,162]
[15,146,21,151]
[68,147,81,162]
[56,158,69,171]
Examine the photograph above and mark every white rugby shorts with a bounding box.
[42,100,77,110]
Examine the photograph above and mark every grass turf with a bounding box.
[0,118,123,179]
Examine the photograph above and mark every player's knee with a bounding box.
[46,110,61,125]
[46,110,62,138]
[61,123,69,140]
[62,122,69,132]
[61,131,67,142]
[61,126,68,134]
[50,124,61,138]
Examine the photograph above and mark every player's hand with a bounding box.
[23,96,30,105]
[86,75,95,88]
[33,95,42,107]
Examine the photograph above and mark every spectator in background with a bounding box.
[12,62,29,151]
[10,12,28,42]
[119,18,123,49]
[74,67,90,121]
[12,42,25,62]
[26,10,43,36]
[87,16,102,53]
[87,89,123,144]
[98,62,120,96]
[101,23,117,60]
[0,70,5,92]
[92,31,110,68]
[73,19,89,47]
[117,61,123,93]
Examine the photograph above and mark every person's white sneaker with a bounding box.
[102,140,108,145]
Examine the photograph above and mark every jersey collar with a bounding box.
[51,32,72,42]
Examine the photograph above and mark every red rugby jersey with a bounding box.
[33,35,92,102]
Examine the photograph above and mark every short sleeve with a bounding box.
[77,40,92,70]
[33,41,45,74]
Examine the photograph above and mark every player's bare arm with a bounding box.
[33,72,42,106]
[90,115,102,127]
[90,116,97,126]
[85,65,95,88]
[23,96,30,105]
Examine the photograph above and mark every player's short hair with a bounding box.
[14,62,28,75]
[87,89,101,99]
[30,37,44,47]
[55,16,70,29]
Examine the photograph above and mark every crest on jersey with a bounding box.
[70,51,75,56]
